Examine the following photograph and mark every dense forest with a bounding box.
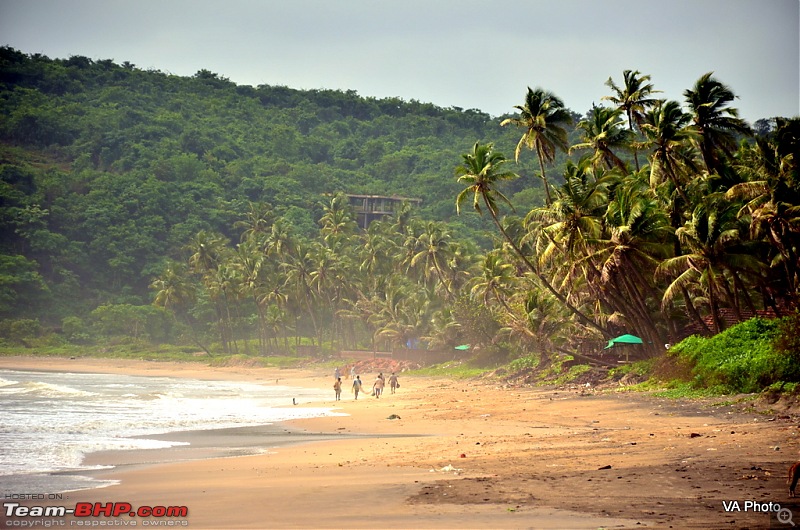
[1,47,798,372]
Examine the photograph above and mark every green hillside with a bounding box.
[0,47,558,318]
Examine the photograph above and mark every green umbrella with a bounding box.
[604,334,643,349]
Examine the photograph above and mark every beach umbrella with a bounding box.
[604,334,644,363]
[604,334,643,349]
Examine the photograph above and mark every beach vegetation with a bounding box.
[409,360,489,379]
[661,317,795,394]
[0,47,798,394]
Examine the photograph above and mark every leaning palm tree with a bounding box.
[501,87,573,205]
[594,175,675,353]
[684,72,753,174]
[603,70,661,171]
[455,141,608,336]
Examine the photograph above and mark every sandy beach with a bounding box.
[2,356,799,529]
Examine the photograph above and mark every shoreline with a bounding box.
[2,355,797,528]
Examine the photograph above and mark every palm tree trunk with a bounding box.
[680,286,712,335]
[484,197,610,338]
[536,145,553,206]
[627,111,641,172]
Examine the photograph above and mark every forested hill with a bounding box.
[0,47,553,321]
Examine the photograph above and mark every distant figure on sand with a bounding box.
[352,375,362,399]
[373,375,385,398]
[334,367,341,380]
[333,377,342,401]
[388,372,399,394]
[350,366,356,380]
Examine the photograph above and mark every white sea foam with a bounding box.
[0,368,344,493]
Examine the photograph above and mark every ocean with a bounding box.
[0,368,343,495]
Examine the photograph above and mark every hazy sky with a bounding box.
[1,0,798,122]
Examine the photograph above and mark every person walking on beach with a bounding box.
[388,372,399,394]
[373,375,385,398]
[334,367,341,380]
[333,377,342,401]
[352,375,362,399]
[350,366,356,380]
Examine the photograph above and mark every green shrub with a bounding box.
[508,354,540,372]
[0,318,42,345]
[671,317,789,393]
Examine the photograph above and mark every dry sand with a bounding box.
[2,355,799,529]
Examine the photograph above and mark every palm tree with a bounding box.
[639,100,700,207]
[233,239,270,354]
[187,230,227,278]
[684,72,752,174]
[186,231,234,353]
[455,141,608,336]
[530,156,613,263]
[319,193,358,250]
[410,221,455,298]
[151,261,195,311]
[571,105,631,172]
[595,174,674,352]
[468,249,517,314]
[727,126,800,308]
[282,241,321,347]
[234,201,274,245]
[603,70,661,171]
[151,261,211,355]
[658,195,763,333]
[501,87,573,205]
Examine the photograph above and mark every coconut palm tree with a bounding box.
[281,241,321,346]
[410,221,455,298]
[151,261,211,355]
[603,70,661,171]
[501,87,573,205]
[530,156,614,264]
[727,125,800,309]
[684,72,753,174]
[594,174,674,353]
[639,99,700,208]
[658,195,763,333]
[571,105,632,172]
[468,249,518,315]
[234,201,274,245]
[455,141,609,337]
[319,193,358,250]
[232,239,269,353]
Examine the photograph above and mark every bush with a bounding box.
[62,316,91,344]
[671,317,789,393]
[0,318,42,345]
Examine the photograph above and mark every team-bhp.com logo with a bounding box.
[4,501,188,522]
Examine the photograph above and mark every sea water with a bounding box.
[0,368,342,494]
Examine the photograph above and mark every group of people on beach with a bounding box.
[332,367,398,401]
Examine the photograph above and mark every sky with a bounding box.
[1,0,798,122]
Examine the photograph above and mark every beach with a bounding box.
[1,356,798,529]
